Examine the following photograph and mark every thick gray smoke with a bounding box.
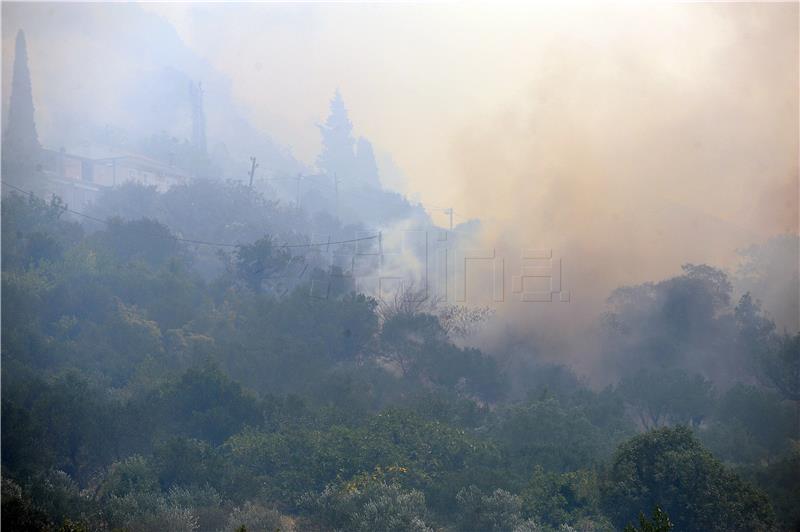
[442,3,798,376]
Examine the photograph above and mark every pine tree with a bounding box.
[3,30,41,176]
[316,89,357,180]
[189,81,207,155]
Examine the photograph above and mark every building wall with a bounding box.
[41,149,189,195]
[92,161,116,187]
[114,159,187,191]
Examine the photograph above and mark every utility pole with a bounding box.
[248,156,258,188]
[295,173,302,208]
[445,208,453,231]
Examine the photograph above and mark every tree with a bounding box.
[760,333,800,403]
[438,304,494,338]
[700,383,794,463]
[617,369,715,429]
[17,372,120,485]
[302,473,433,532]
[735,235,799,333]
[455,485,538,532]
[623,506,673,532]
[1,478,52,532]
[499,397,608,472]
[151,365,262,445]
[521,467,609,529]
[233,235,293,292]
[152,437,224,491]
[735,293,778,379]
[602,264,738,380]
[225,501,285,532]
[188,81,207,156]
[1,192,83,271]
[603,426,775,531]
[380,312,446,377]
[3,30,41,179]
[376,282,440,324]
[97,455,159,500]
[750,442,800,531]
[759,332,800,436]
[93,217,185,269]
[316,89,357,181]
[104,486,203,532]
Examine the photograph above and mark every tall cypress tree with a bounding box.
[3,30,40,174]
[189,80,207,155]
[316,89,357,180]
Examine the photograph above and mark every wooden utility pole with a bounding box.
[248,156,258,188]
[445,208,454,231]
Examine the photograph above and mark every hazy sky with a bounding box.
[3,2,798,328]
[139,3,798,236]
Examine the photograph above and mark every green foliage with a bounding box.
[149,365,262,444]
[152,437,225,491]
[603,426,776,531]
[700,384,795,463]
[105,487,202,532]
[379,311,506,401]
[623,506,673,532]
[521,466,610,530]
[760,332,800,402]
[2,477,53,531]
[618,369,715,429]
[746,442,800,531]
[56,519,90,532]
[224,408,502,508]
[1,187,796,531]
[2,371,120,484]
[498,397,613,472]
[97,455,159,500]
[233,235,293,292]
[225,501,285,532]
[602,264,771,386]
[91,217,185,269]
[302,472,432,532]
[455,485,538,532]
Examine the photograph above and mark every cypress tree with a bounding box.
[3,29,40,175]
[316,89,357,180]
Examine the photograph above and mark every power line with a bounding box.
[282,234,377,249]
[1,180,379,250]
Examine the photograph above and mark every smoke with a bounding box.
[444,3,798,366]
[3,2,796,378]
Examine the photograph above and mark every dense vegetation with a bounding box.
[2,184,798,531]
